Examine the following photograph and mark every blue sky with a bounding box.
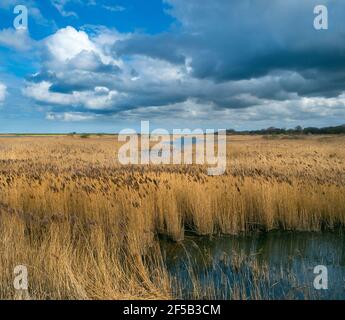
[0,0,345,133]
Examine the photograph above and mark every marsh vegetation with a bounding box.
[0,135,344,299]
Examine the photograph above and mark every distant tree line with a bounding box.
[226,124,345,135]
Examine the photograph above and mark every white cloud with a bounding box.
[117,94,345,126]
[128,55,185,82]
[22,24,345,127]
[46,112,97,121]
[44,26,121,69]
[0,29,33,51]
[45,26,96,62]
[25,26,188,113]
[24,81,120,110]
[24,81,75,105]
[0,83,7,104]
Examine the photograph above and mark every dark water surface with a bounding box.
[160,230,345,300]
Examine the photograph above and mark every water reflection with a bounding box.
[160,230,345,299]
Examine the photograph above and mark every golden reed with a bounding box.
[0,134,344,299]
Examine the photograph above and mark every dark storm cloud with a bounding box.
[114,33,186,65]
[115,0,345,97]
[23,0,345,126]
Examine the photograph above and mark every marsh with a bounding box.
[0,135,344,299]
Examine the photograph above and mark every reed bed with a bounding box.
[0,134,344,299]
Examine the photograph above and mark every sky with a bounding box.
[0,0,345,133]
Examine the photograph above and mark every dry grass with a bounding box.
[0,134,344,299]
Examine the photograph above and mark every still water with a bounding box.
[160,230,345,300]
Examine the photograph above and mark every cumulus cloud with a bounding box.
[25,26,190,112]
[117,95,345,124]
[45,26,97,62]
[22,0,345,126]
[24,81,120,110]
[0,29,34,51]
